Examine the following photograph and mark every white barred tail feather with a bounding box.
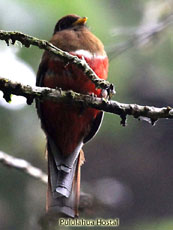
[46,137,82,217]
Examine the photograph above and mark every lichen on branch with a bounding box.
[0,30,115,95]
[0,77,172,126]
[0,29,172,125]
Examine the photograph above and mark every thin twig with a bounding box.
[108,14,173,59]
[0,150,93,215]
[0,77,172,126]
[0,151,47,183]
[0,30,114,94]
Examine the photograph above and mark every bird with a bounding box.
[36,14,108,218]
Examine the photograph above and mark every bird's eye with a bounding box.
[58,21,65,31]
[58,20,72,31]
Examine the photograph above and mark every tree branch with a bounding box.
[0,151,47,183]
[0,150,93,215]
[108,14,173,59]
[0,30,114,94]
[0,77,172,126]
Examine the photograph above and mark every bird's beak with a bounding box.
[73,17,88,26]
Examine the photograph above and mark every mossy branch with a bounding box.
[0,77,173,126]
[0,30,115,95]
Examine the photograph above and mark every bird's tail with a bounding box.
[73,149,85,216]
[46,139,84,217]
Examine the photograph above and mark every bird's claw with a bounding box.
[102,84,116,100]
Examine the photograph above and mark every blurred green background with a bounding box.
[0,0,173,229]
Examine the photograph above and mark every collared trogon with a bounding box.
[36,14,108,217]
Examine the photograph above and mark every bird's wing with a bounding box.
[83,111,104,143]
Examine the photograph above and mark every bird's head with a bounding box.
[54,14,88,34]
